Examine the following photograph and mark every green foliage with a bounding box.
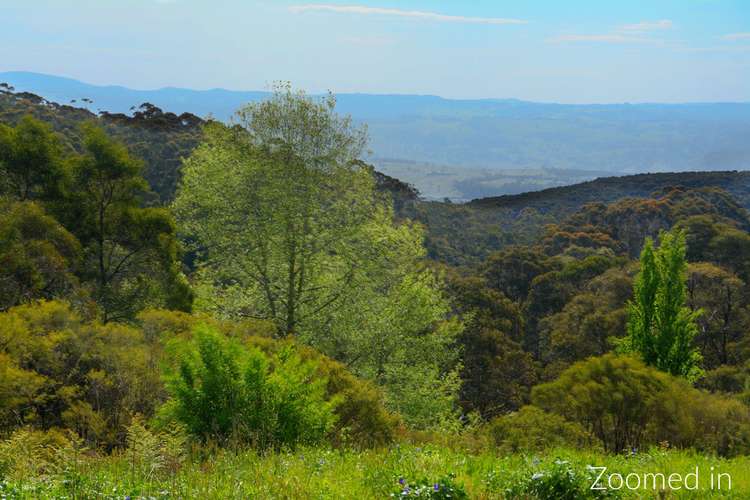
[5,444,750,498]
[391,473,469,499]
[532,353,750,456]
[0,301,164,447]
[125,416,187,482]
[447,272,536,418]
[61,125,191,322]
[175,87,462,430]
[539,267,632,379]
[138,308,399,448]
[490,406,593,453]
[686,263,748,368]
[532,354,673,453]
[623,229,703,380]
[0,201,81,311]
[508,459,617,500]
[0,116,67,201]
[0,427,78,483]
[160,326,338,449]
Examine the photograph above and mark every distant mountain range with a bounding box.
[2,71,750,199]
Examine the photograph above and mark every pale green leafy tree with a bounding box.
[173,84,461,428]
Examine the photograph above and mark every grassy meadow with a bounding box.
[2,442,749,499]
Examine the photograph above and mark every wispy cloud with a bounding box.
[288,4,527,25]
[550,20,672,44]
[723,32,750,40]
[619,20,673,32]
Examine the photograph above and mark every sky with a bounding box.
[1,0,749,103]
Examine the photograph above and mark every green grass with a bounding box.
[2,445,750,499]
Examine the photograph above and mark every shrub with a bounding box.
[532,354,667,453]
[141,309,398,448]
[0,301,162,447]
[124,416,188,481]
[651,380,750,457]
[490,406,594,453]
[160,326,338,449]
[533,353,750,456]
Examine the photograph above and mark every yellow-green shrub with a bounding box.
[0,301,162,447]
[533,354,750,456]
[489,406,595,453]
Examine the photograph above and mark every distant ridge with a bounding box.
[469,171,750,213]
[2,71,750,191]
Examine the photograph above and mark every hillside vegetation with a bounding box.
[3,84,750,498]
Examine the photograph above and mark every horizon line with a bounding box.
[1,69,749,107]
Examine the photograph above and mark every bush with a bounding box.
[0,301,162,447]
[490,406,594,453]
[651,380,750,457]
[532,354,667,453]
[159,326,338,449]
[140,309,399,448]
[532,353,750,456]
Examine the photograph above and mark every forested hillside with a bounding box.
[3,84,750,498]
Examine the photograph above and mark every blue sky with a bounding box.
[2,0,749,102]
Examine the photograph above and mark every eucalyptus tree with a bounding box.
[65,125,191,322]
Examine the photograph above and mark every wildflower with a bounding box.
[399,478,405,485]
[434,483,439,491]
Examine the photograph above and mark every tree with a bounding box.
[532,354,667,453]
[63,125,191,322]
[174,85,461,429]
[0,201,81,310]
[0,116,67,201]
[175,86,372,336]
[539,267,631,379]
[686,263,748,368]
[482,246,553,302]
[623,229,703,380]
[446,273,536,418]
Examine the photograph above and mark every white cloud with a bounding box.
[288,4,527,25]
[723,33,750,40]
[619,20,673,32]
[550,19,672,44]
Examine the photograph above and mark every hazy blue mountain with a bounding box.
[3,71,750,186]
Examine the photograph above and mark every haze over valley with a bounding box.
[4,71,749,200]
